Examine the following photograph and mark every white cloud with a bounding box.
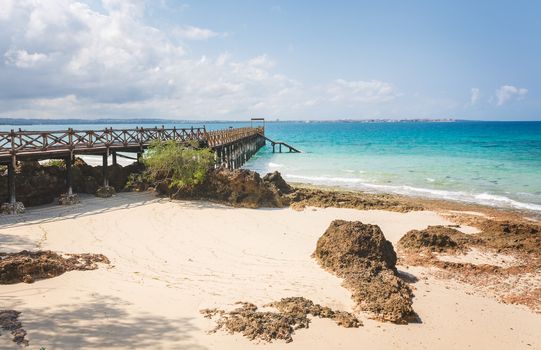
[327,79,396,103]
[173,25,223,40]
[0,0,14,21]
[0,0,401,119]
[496,85,528,106]
[470,87,480,105]
[4,49,49,68]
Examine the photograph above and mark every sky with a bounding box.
[0,0,539,121]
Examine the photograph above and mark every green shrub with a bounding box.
[143,140,214,189]
[44,159,65,167]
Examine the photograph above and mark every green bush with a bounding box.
[44,159,65,167]
[143,140,214,189]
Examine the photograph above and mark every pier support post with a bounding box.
[8,157,16,205]
[102,153,109,187]
[96,151,115,198]
[112,151,117,166]
[66,155,73,196]
[58,154,80,205]
[1,156,25,214]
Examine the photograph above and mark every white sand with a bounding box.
[0,192,539,349]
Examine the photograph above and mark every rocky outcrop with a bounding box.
[96,186,116,198]
[288,187,422,212]
[0,250,110,284]
[313,220,417,324]
[0,161,65,206]
[263,171,294,195]
[398,226,472,254]
[0,159,144,207]
[201,297,360,344]
[58,193,81,205]
[171,168,288,208]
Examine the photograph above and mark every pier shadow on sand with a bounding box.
[0,233,36,252]
[0,192,162,229]
[5,293,207,349]
[0,191,280,229]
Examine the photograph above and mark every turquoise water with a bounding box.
[2,121,541,211]
[246,121,541,211]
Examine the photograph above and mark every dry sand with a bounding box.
[0,192,539,349]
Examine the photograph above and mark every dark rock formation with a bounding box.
[58,193,80,205]
[0,159,144,207]
[263,171,293,194]
[398,226,471,254]
[96,186,116,198]
[172,168,287,208]
[289,187,422,212]
[313,220,417,324]
[201,297,360,343]
[0,202,25,214]
[477,220,541,254]
[0,250,110,284]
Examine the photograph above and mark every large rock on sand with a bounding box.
[314,220,417,324]
[315,220,397,271]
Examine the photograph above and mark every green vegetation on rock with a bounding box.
[143,140,214,189]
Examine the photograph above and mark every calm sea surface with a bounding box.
[2,121,540,211]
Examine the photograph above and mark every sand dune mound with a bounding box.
[0,250,110,284]
[313,220,417,324]
[201,297,360,343]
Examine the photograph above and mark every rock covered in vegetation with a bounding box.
[201,297,360,343]
[313,220,417,324]
[0,250,110,284]
[0,310,28,346]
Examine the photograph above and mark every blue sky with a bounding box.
[0,0,539,120]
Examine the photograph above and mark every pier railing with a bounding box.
[0,126,263,160]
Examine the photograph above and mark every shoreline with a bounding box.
[288,181,541,222]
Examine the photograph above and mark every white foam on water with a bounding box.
[268,162,284,168]
[283,174,541,212]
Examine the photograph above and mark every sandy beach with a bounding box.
[1,192,539,349]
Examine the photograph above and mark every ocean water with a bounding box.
[245,121,541,212]
[1,121,540,211]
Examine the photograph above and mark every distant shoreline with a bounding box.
[4,118,540,126]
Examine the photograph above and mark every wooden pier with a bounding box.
[0,125,271,209]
